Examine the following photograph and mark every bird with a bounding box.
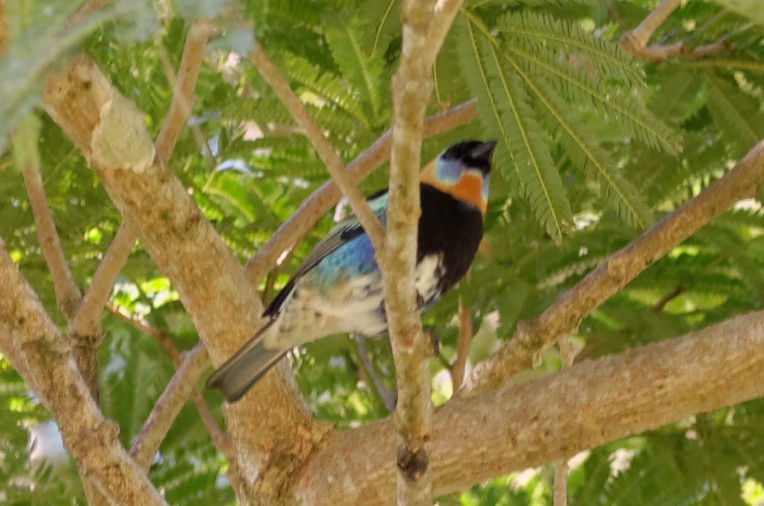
[207,140,497,402]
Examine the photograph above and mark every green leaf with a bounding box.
[705,73,764,154]
[710,0,764,27]
[498,12,644,87]
[458,15,572,240]
[325,18,388,124]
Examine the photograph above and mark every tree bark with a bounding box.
[42,54,328,504]
[294,309,764,504]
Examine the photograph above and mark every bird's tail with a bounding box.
[205,319,288,402]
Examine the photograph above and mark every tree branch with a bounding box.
[295,309,764,504]
[130,342,209,470]
[450,273,472,389]
[16,116,82,319]
[64,20,214,403]
[553,336,577,506]
[154,20,215,163]
[244,100,478,286]
[354,334,396,413]
[619,0,681,55]
[461,138,764,396]
[70,223,136,339]
[248,44,386,250]
[108,305,241,487]
[0,240,166,506]
[43,55,324,504]
[617,0,732,63]
[381,0,455,502]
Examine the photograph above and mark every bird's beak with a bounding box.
[469,140,497,163]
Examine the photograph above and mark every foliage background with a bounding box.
[1,0,763,503]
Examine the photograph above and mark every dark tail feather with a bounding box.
[206,320,288,402]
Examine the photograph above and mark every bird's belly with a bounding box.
[265,274,386,348]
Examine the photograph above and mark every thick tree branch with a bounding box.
[296,309,764,504]
[63,21,213,405]
[0,241,166,506]
[248,45,386,250]
[43,55,324,504]
[461,138,764,396]
[244,100,478,286]
[130,343,209,470]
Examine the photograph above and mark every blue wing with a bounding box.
[263,190,388,317]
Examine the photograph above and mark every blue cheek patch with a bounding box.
[435,159,463,184]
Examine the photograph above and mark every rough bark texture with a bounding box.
[294,309,764,504]
[0,242,166,506]
[42,54,327,504]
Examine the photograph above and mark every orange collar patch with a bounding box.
[420,160,487,214]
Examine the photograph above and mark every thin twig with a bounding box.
[248,45,386,250]
[155,20,215,162]
[618,0,732,63]
[450,290,472,389]
[70,223,136,338]
[553,336,577,506]
[244,100,478,286]
[107,305,239,478]
[68,0,108,26]
[17,118,82,319]
[130,343,210,471]
[619,0,681,55]
[106,306,180,362]
[652,285,686,313]
[0,0,9,56]
[354,334,396,413]
[460,138,764,397]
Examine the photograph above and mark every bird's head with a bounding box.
[421,140,497,214]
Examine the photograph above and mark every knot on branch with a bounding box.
[397,446,429,482]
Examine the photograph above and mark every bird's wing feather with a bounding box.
[205,318,287,402]
[263,189,388,317]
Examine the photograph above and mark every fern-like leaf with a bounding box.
[458,15,572,239]
[498,12,644,87]
[648,70,704,125]
[503,38,681,154]
[324,18,388,124]
[518,69,652,228]
[704,72,764,154]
